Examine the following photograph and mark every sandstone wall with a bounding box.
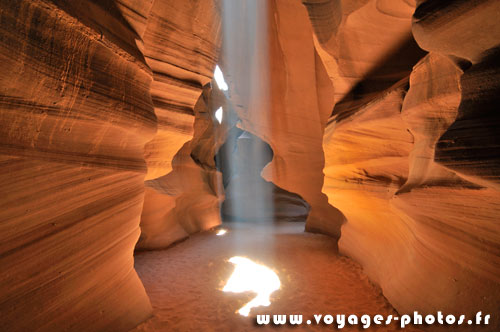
[0,0,155,331]
[138,83,225,249]
[303,0,425,106]
[314,0,500,330]
[137,0,223,249]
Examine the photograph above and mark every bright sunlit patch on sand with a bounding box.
[216,229,227,236]
[222,256,281,316]
[214,65,228,91]
[215,107,223,123]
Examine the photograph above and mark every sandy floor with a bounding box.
[131,222,423,332]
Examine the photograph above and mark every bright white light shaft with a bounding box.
[215,107,223,123]
[214,65,229,91]
[223,256,281,316]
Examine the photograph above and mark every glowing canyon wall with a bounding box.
[137,0,222,249]
[1,0,499,331]
[310,0,500,330]
[0,1,156,331]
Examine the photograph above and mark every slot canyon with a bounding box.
[1,0,499,331]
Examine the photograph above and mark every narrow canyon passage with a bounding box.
[132,222,422,332]
[1,1,500,331]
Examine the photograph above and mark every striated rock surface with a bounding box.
[139,144,222,249]
[323,52,500,331]
[412,0,500,64]
[0,0,155,331]
[318,1,500,330]
[413,0,500,190]
[303,0,426,106]
[398,53,463,194]
[137,0,223,249]
[435,49,500,189]
[133,0,224,249]
[142,0,221,180]
[137,83,224,249]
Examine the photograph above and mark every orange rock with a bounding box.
[0,0,154,330]
[142,0,221,180]
[318,1,500,330]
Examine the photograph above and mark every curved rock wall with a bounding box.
[0,0,155,331]
[415,0,500,190]
[303,0,426,106]
[314,0,500,330]
[137,0,222,249]
[138,84,224,249]
[142,0,221,180]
